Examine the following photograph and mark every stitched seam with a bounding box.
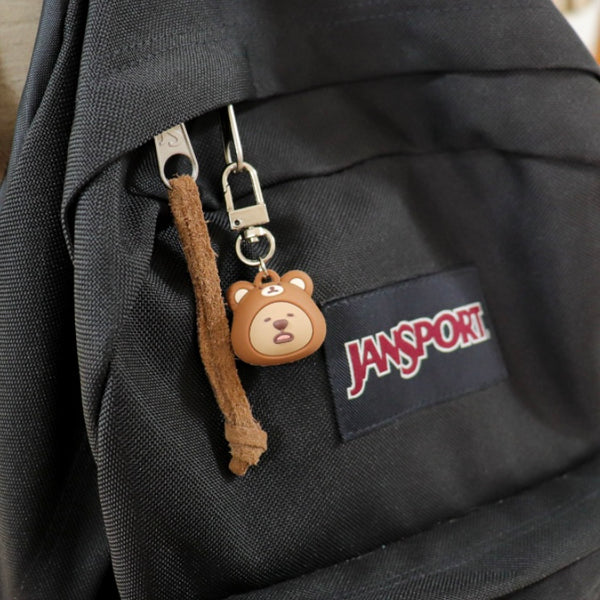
[339,374,508,440]
[100,3,548,63]
[97,36,240,78]
[506,549,600,600]
[109,23,230,59]
[307,4,550,30]
[325,265,478,308]
[334,485,600,599]
[318,0,542,9]
[225,460,598,600]
[93,4,552,78]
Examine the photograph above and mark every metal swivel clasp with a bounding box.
[222,161,270,231]
[221,104,276,277]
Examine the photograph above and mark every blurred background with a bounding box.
[554,0,600,55]
[1,0,600,179]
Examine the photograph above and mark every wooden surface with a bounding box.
[0,0,43,179]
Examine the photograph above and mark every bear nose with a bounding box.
[273,319,288,331]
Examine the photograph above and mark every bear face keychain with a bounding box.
[220,105,327,366]
[227,269,326,366]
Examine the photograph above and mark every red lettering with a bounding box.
[390,322,421,378]
[433,311,461,351]
[375,331,402,371]
[455,303,488,346]
[455,307,479,345]
[469,304,489,341]
[345,340,367,399]
[345,302,490,398]
[345,336,386,399]
[413,318,434,353]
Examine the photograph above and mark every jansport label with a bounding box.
[321,266,507,440]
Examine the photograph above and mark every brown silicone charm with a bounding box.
[227,270,327,366]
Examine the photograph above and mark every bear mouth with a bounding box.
[273,332,294,344]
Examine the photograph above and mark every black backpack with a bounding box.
[2,1,600,598]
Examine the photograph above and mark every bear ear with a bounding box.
[281,270,314,296]
[226,281,254,310]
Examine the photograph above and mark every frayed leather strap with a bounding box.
[168,174,267,476]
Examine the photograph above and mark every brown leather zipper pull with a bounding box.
[167,174,267,476]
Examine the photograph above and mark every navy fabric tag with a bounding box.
[322,266,507,440]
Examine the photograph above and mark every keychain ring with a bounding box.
[222,104,245,171]
[235,228,276,267]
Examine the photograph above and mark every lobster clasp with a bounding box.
[222,161,270,231]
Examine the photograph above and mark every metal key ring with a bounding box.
[235,227,276,267]
[221,104,244,172]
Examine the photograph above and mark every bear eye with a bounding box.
[264,317,271,322]
[287,313,294,317]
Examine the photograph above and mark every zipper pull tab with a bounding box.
[155,122,267,476]
[154,123,199,188]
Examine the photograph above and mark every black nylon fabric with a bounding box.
[1,1,600,599]
[0,0,118,597]
[223,455,600,599]
[501,549,600,599]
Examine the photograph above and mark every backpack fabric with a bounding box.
[1,1,600,598]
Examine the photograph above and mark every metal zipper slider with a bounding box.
[154,123,199,188]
